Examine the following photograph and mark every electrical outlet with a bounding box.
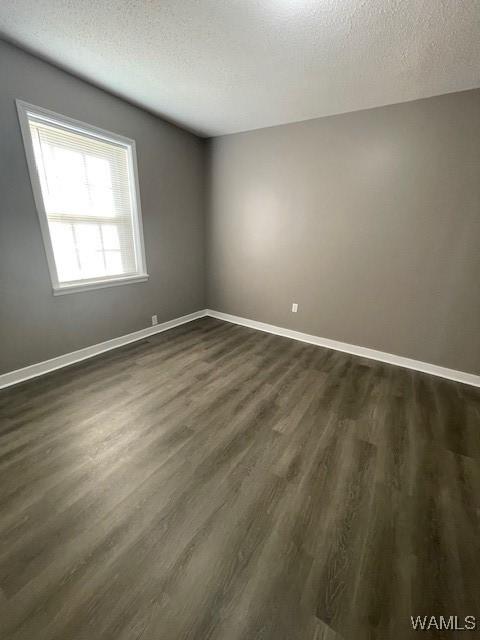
[292,303,298,313]
[151,315,158,326]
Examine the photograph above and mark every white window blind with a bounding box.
[17,101,148,294]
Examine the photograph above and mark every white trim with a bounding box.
[15,99,149,295]
[126,138,148,282]
[17,100,61,289]
[0,310,207,390]
[206,310,480,388]
[16,99,138,150]
[1,308,478,390]
[53,274,148,295]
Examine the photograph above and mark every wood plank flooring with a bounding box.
[0,317,479,640]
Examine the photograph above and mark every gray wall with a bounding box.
[0,40,206,374]
[1,38,479,377]
[207,90,480,375]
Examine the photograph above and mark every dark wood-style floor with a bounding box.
[0,317,479,640]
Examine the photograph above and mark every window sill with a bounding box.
[53,274,149,296]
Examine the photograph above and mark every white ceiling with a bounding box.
[1,0,479,137]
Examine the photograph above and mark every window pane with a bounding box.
[49,221,79,282]
[101,224,120,250]
[89,186,115,217]
[25,108,147,288]
[105,251,123,275]
[43,144,90,216]
[86,156,111,187]
[74,224,104,278]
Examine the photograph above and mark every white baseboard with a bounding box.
[1,307,478,390]
[206,310,480,388]
[0,310,208,390]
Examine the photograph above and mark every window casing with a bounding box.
[16,100,148,294]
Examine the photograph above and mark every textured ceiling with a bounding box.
[1,0,479,137]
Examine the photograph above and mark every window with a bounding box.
[17,100,148,294]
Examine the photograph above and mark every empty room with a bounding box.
[0,2,479,639]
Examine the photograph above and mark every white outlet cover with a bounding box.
[152,315,158,325]
[292,303,298,313]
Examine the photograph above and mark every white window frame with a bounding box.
[16,99,149,295]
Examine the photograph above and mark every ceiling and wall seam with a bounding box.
[1,0,479,136]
